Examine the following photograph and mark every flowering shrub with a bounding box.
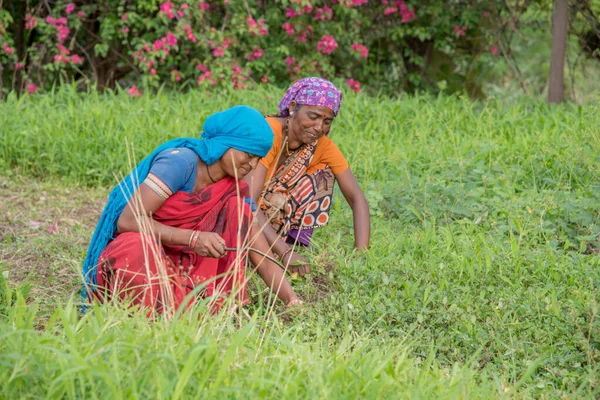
[0,0,512,97]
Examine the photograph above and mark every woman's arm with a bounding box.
[243,165,311,275]
[335,168,370,249]
[248,224,299,305]
[117,184,227,258]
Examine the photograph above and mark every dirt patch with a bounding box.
[0,174,106,308]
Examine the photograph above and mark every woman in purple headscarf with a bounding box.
[244,77,370,276]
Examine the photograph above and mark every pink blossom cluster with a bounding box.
[285,4,313,18]
[383,0,415,22]
[285,56,299,74]
[231,64,249,89]
[351,42,368,58]
[247,16,269,36]
[25,15,39,30]
[127,86,142,97]
[317,35,337,55]
[490,45,499,55]
[282,22,296,35]
[296,25,312,43]
[65,3,76,15]
[197,64,216,85]
[53,44,84,65]
[160,2,175,19]
[314,7,333,21]
[27,83,38,95]
[171,69,181,82]
[453,25,467,37]
[346,78,360,93]
[45,16,71,42]
[184,25,197,42]
[3,43,14,55]
[246,47,264,61]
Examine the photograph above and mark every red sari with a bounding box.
[91,177,251,316]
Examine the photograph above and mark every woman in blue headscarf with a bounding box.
[83,105,300,316]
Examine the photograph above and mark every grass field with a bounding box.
[1,87,599,398]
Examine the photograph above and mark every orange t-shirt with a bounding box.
[260,117,349,180]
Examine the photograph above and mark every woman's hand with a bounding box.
[193,232,227,258]
[283,251,311,276]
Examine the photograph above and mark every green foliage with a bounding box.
[0,0,518,96]
[0,88,599,397]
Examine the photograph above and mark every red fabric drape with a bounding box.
[91,177,252,316]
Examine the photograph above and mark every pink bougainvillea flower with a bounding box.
[121,26,129,34]
[3,43,14,54]
[284,56,295,67]
[25,15,38,30]
[314,6,333,20]
[296,25,312,43]
[165,32,177,47]
[483,11,490,17]
[285,8,297,18]
[181,3,189,9]
[282,22,296,35]
[122,13,127,21]
[58,44,70,55]
[16,62,23,69]
[172,69,181,81]
[346,78,360,93]
[399,2,415,23]
[490,45,499,55]
[127,86,142,97]
[26,83,38,95]
[71,54,84,64]
[160,2,175,19]
[453,25,467,37]
[57,25,70,42]
[153,38,165,52]
[185,25,197,42]
[247,15,257,28]
[65,3,76,14]
[247,47,264,61]
[77,11,84,18]
[351,42,368,58]
[198,1,209,11]
[261,76,268,83]
[150,68,157,75]
[383,7,397,15]
[317,35,338,55]
[55,17,68,25]
[212,46,224,57]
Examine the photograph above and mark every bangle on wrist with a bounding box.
[188,231,201,248]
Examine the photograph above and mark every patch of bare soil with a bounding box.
[0,174,106,305]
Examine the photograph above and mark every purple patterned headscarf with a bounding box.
[278,77,343,117]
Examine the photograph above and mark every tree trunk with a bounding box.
[548,0,569,103]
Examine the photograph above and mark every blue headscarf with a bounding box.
[82,105,272,299]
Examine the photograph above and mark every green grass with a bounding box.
[0,87,599,398]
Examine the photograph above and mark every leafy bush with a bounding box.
[0,0,512,96]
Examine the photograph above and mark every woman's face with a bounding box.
[221,149,261,179]
[288,103,335,144]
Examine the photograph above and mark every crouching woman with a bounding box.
[82,105,300,316]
